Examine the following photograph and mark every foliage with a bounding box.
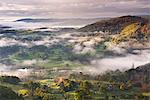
[23,81,40,91]
[59,79,79,92]
[0,45,22,58]
[14,44,74,61]
[95,41,107,57]
[0,76,21,85]
[120,23,140,36]
[18,89,30,97]
[12,44,92,68]
[0,85,23,100]
[142,92,150,97]
[1,62,150,100]
[112,23,140,44]
[141,22,150,35]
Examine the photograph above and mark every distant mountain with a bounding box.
[15,18,32,22]
[0,25,11,29]
[15,18,107,27]
[79,15,147,34]
[15,18,106,22]
[15,18,61,23]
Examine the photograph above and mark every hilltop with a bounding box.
[78,15,149,47]
[79,15,148,34]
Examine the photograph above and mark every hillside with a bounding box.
[78,15,150,48]
[125,63,150,83]
[112,19,150,44]
[79,15,147,34]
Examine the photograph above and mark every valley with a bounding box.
[0,15,150,100]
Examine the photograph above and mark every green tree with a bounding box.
[23,81,40,96]
[75,81,92,100]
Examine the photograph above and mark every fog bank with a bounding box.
[81,49,150,74]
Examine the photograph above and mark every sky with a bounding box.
[0,0,149,19]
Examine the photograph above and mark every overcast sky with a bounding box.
[0,0,149,19]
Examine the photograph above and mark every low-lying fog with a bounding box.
[0,37,59,47]
[0,19,150,78]
[0,18,103,29]
[80,49,150,74]
[0,49,150,78]
[0,63,33,78]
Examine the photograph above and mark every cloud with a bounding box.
[0,0,149,18]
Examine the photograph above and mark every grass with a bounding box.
[38,60,83,69]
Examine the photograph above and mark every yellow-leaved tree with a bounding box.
[112,23,140,44]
